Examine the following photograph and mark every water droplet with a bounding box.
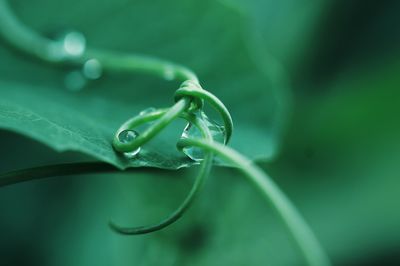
[163,66,175,81]
[61,31,86,57]
[118,130,141,158]
[64,70,87,91]
[180,113,225,161]
[139,107,157,116]
[83,59,103,80]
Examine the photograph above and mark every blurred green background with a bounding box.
[1,0,400,265]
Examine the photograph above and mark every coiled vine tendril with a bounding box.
[0,1,330,265]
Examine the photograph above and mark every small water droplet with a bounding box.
[118,130,141,158]
[61,31,86,57]
[64,70,87,91]
[180,112,225,161]
[83,59,103,80]
[163,66,175,81]
[139,107,157,116]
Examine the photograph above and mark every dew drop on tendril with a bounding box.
[118,130,141,158]
[180,112,225,161]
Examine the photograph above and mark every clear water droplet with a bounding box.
[180,113,225,161]
[163,66,175,81]
[118,130,141,158]
[139,107,157,116]
[64,70,87,91]
[61,31,86,57]
[83,59,103,80]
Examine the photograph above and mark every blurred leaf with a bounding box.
[0,166,304,266]
[278,59,400,264]
[220,0,329,65]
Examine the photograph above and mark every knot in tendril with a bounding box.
[174,80,204,111]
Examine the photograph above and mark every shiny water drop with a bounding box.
[118,130,141,158]
[180,113,225,161]
[139,107,157,116]
[83,59,102,80]
[61,31,86,57]
[163,66,175,81]
[64,70,87,91]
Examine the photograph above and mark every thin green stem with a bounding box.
[177,138,330,266]
[110,113,213,235]
[87,49,198,82]
[0,162,165,187]
[113,100,189,153]
[0,0,60,63]
[0,0,198,83]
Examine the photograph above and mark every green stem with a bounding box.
[87,49,198,82]
[178,138,330,266]
[0,0,198,82]
[0,162,136,187]
[113,100,189,153]
[110,112,214,235]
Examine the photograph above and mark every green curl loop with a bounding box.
[113,98,189,153]
[110,110,214,235]
[111,77,234,234]
[114,80,233,153]
[175,80,204,111]
[175,81,233,144]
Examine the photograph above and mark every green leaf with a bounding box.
[0,0,292,169]
[0,81,194,169]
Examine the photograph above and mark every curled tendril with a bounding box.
[113,81,233,153]
[111,81,233,235]
[174,80,233,144]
